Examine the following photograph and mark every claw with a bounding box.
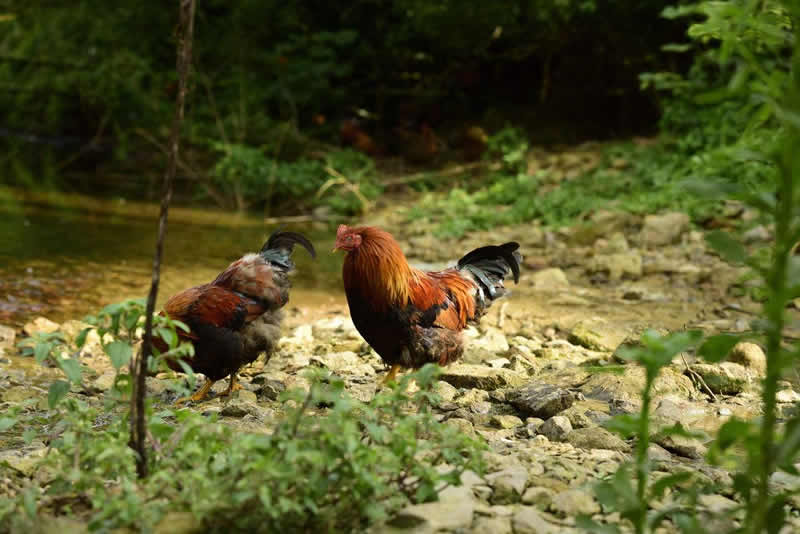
[218,373,243,397]
[175,378,214,405]
[382,364,401,386]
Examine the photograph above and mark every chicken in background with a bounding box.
[459,125,489,162]
[340,118,383,156]
[334,225,521,383]
[155,231,316,403]
[392,121,446,165]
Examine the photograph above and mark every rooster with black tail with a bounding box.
[156,231,316,403]
[334,225,521,384]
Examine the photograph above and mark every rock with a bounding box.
[568,319,628,352]
[220,400,262,418]
[728,342,766,376]
[491,415,524,429]
[566,427,630,452]
[529,268,570,289]
[742,225,771,243]
[653,396,709,425]
[654,434,707,460]
[23,317,60,337]
[29,517,89,534]
[472,516,512,534]
[648,443,673,462]
[233,389,258,403]
[0,325,15,350]
[256,379,286,401]
[309,351,375,376]
[512,507,558,534]
[486,466,529,504]
[698,494,737,512]
[640,212,690,247]
[311,316,357,336]
[446,418,476,437]
[777,389,800,403]
[507,384,576,418]
[550,489,600,517]
[433,380,458,402]
[93,370,117,392]
[581,366,695,407]
[464,326,510,362]
[595,232,630,254]
[588,251,643,280]
[559,406,594,429]
[440,364,527,390]
[537,416,573,442]
[390,486,475,531]
[2,385,36,403]
[522,486,555,508]
[279,324,313,350]
[689,363,751,395]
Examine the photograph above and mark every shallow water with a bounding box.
[0,187,343,327]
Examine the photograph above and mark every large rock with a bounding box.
[507,384,576,418]
[568,318,628,352]
[640,212,690,247]
[529,268,570,290]
[0,324,15,350]
[727,342,766,376]
[472,516,512,534]
[581,366,695,407]
[654,433,707,460]
[688,362,751,395]
[512,507,559,534]
[537,416,573,442]
[588,251,643,280]
[440,364,527,390]
[463,326,510,362]
[550,489,601,517]
[23,317,60,337]
[389,486,475,531]
[566,427,630,452]
[486,466,529,504]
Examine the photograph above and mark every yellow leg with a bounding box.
[175,378,215,405]
[382,364,402,385]
[218,373,243,397]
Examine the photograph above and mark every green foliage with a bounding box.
[0,365,485,532]
[211,145,381,214]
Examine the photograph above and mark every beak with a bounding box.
[332,245,340,253]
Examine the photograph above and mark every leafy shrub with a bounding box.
[0,364,485,532]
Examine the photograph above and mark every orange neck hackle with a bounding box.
[340,226,418,310]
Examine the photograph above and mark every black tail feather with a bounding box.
[262,231,317,258]
[457,242,521,284]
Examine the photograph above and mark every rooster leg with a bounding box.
[382,364,402,385]
[174,378,215,405]
[219,373,244,397]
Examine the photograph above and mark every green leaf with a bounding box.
[22,428,37,444]
[105,340,133,370]
[649,472,693,499]
[157,327,177,349]
[33,342,52,364]
[0,417,17,431]
[75,327,91,348]
[706,230,747,264]
[604,414,639,439]
[575,516,621,533]
[698,334,742,362]
[58,357,82,383]
[48,380,71,408]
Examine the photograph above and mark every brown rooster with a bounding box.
[156,231,316,403]
[334,225,521,383]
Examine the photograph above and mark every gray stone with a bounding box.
[220,400,262,418]
[648,443,673,462]
[742,225,771,243]
[472,516,512,534]
[440,364,527,390]
[0,325,15,350]
[522,486,555,508]
[22,316,60,336]
[310,351,375,376]
[689,363,751,395]
[550,489,601,517]
[728,342,766,377]
[257,379,286,401]
[390,486,475,531]
[529,268,570,289]
[640,212,690,247]
[595,232,630,254]
[491,415,524,429]
[566,427,630,452]
[654,434,707,460]
[487,466,529,504]
[559,406,595,429]
[446,418,476,437]
[568,318,628,352]
[581,366,695,406]
[433,380,458,402]
[537,416,573,442]
[512,507,558,534]
[507,384,576,418]
[777,389,800,403]
[464,326,510,361]
[589,251,643,280]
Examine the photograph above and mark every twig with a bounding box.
[681,354,718,402]
[130,0,196,479]
[382,161,501,186]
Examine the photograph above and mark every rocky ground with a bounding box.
[2,207,800,533]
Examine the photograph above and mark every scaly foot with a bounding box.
[218,373,243,397]
[174,378,214,405]
[382,364,402,386]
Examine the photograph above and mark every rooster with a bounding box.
[156,231,316,403]
[334,225,521,383]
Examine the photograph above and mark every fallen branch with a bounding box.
[681,353,718,402]
[382,161,501,186]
